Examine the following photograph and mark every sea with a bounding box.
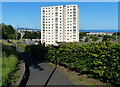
[79,29,119,33]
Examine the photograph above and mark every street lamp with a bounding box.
[16,25,19,51]
[52,42,60,66]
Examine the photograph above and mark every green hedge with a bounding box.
[25,45,48,60]
[47,42,120,86]
[25,42,120,86]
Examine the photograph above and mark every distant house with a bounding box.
[86,32,113,36]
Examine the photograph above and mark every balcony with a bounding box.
[73,20,76,22]
[73,10,76,12]
[73,9,76,10]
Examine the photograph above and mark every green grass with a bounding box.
[1,41,20,87]
[2,54,19,87]
[17,44,27,52]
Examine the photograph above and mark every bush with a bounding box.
[25,45,48,61]
[47,42,120,86]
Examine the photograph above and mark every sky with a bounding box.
[2,2,118,30]
[1,0,120,2]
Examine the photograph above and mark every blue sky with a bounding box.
[2,2,118,30]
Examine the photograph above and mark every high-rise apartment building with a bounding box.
[41,5,79,45]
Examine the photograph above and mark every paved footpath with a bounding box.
[20,52,73,86]
[27,62,73,86]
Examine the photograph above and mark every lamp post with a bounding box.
[16,25,19,51]
[52,42,60,66]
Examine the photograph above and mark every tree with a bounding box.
[79,32,87,39]
[23,31,40,39]
[85,37,89,42]
[90,35,99,42]
[102,35,113,41]
[1,23,15,39]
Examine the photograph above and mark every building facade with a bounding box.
[41,5,79,45]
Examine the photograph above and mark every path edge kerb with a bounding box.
[13,49,26,86]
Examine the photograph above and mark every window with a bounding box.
[73,6,76,8]
[70,12,72,14]
[73,9,76,10]
[67,6,69,8]
[67,9,69,11]
[73,26,76,28]
[73,12,76,14]
[56,7,58,9]
[70,9,72,11]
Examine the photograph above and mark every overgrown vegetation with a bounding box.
[24,41,120,86]
[2,42,20,87]
[1,23,21,40]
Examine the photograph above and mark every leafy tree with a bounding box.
[79,32,87,39]
[90,35,99,41]
[102,35,113,41]
[98,35,103,37]
[85,37,89,42]
[1,23,16,39]
[23,31,40,39]
[112,32,120,36]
